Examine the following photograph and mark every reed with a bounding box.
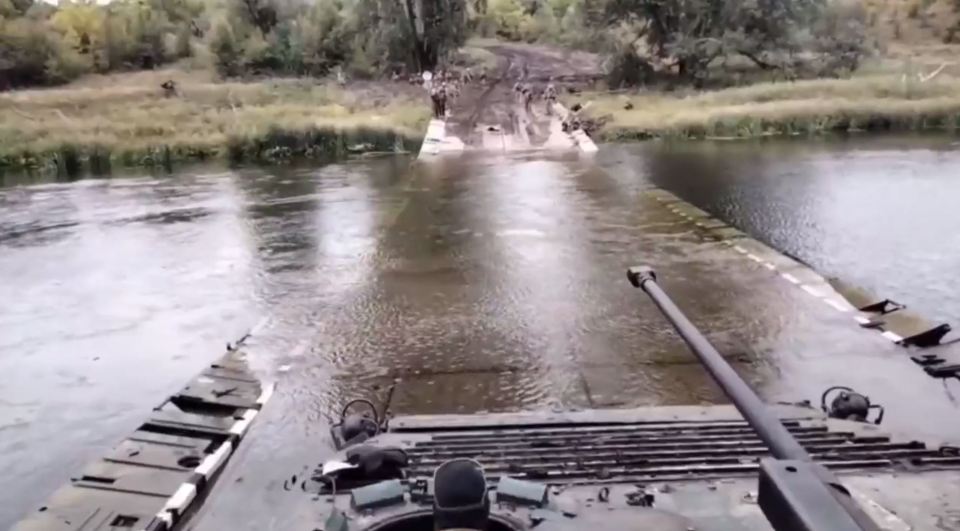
[579,75,960,140]
[0,71,431,172]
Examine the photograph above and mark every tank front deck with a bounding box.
[195,405,960,531]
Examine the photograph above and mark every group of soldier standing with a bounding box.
[401,63,567,123]
[513,79,558,116]
[425,70,467,120]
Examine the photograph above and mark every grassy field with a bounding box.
[578,74,960,140]
[0,69,431,172]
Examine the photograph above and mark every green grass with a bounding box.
[0,69,432,172]
[577,75,960,140]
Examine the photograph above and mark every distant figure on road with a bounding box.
[521,84,533,113]
[440,84,450,117]
[430,86,443,119]
[543,79,558,115]
[336,67,346,87]
[160,80,177,98]
[446,81,460,102]
[563,103,583,133]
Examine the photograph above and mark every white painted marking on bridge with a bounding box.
[148,511,174,530]
[164,483,197,514]
[249,316,271,336]
[497,229,546,237]
[256,382,275,406]
[881,331,904,343]
[656,187,915,350]
[229,409,259,436]
[824,299,851,312]
[289,339,310,358]
[195,441,232,477]
[800,284,826,298]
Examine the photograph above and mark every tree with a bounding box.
[400,0,468,71]
[51,0,104,61]
[600,0,865,84]
[209,15,243,76]
[233,0,277,35]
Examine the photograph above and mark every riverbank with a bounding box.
[577,75,960,141]
[0,69,431,173]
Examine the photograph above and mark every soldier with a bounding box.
[543,78,558,116]
[160,80,177,98]
[430,85,443,119]
[563,103,583,132]
[438,82,449,118]
[520,84,533,114]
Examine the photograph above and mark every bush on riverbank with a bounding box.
[0,71,430,172]
[0,0,468,89]
[577,75,960,140]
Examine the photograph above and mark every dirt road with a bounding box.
[443,42,603,150]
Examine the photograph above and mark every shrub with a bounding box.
[209,16,244,76]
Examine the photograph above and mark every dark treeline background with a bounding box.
[1,0,871,89]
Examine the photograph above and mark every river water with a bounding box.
[603,135,960,325]
[2,137,960,527]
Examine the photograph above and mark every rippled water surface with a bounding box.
[600,135,960,324]
[3,138,960,527]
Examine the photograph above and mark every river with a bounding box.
[2,136,960,528]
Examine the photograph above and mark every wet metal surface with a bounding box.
[11,349,270,531]
[2,139,960,527]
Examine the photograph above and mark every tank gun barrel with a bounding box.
[628,265,881,531]
[627,265,808,460]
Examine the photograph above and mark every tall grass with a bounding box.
[581,75,960,140]
[0,71,431,171]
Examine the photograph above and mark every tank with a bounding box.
[296,403,960,531]
[12,269,960,531]
[265,268,960,531]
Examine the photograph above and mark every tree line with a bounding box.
[1,0,868,90]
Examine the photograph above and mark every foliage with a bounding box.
[593,0,869,85]
[0,0,872,90]
[1,0,469,89]
[0,16,88,88]
[209,16,244,76]
[482,0,525,39]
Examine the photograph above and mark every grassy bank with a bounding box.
[579,75,960,141]
[0,70,431,173]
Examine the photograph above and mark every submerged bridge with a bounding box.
[10,49,960,531]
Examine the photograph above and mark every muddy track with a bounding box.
[445,42,603,148]
[463,58,511,133]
